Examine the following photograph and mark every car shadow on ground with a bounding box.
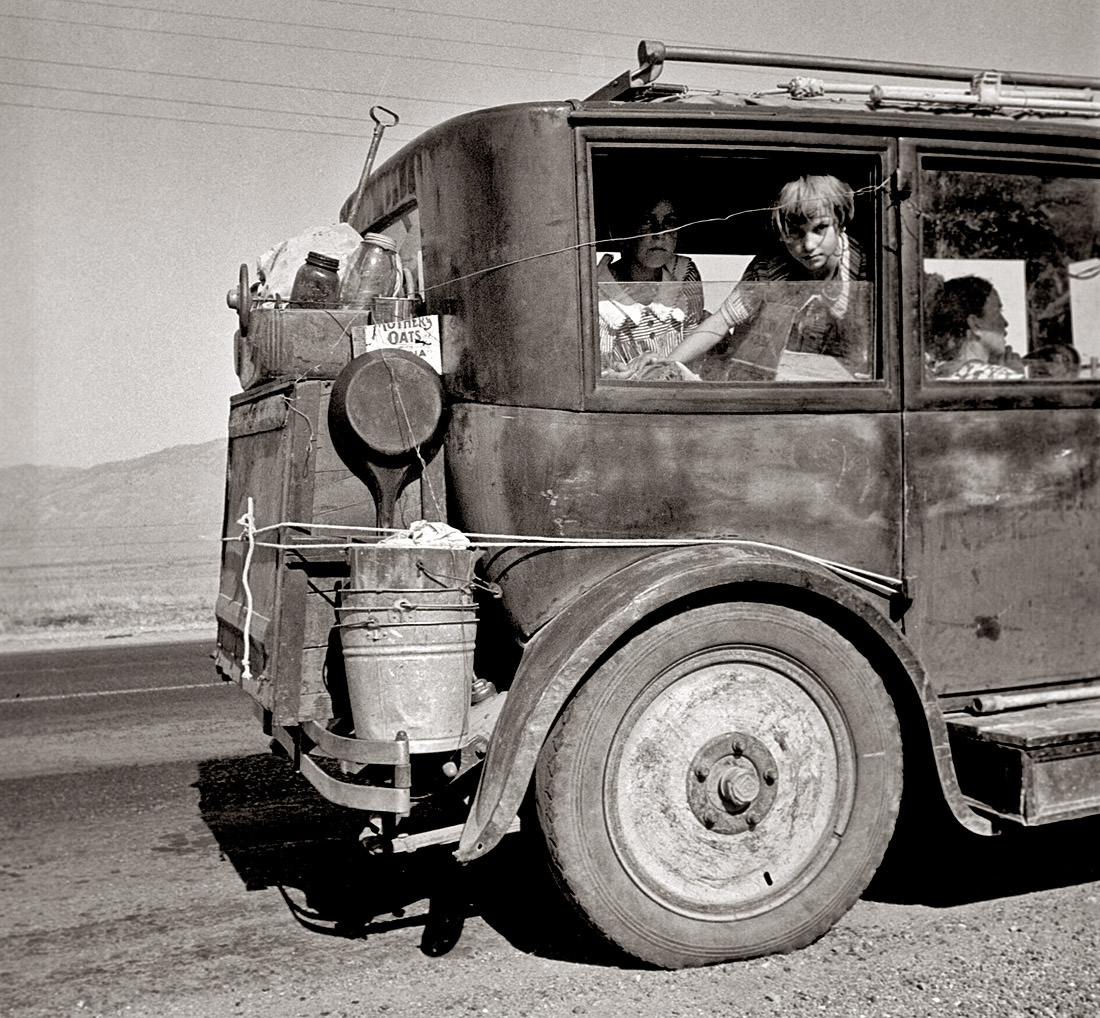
[193,751,625,966]
[196,751,1100,965]
[865,805,1100,907]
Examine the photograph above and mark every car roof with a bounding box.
[573,41,1100,132]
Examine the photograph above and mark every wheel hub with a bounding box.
[686,732,779,835]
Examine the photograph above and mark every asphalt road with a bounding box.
[0,639,265,779]
[2,639,1099,1018]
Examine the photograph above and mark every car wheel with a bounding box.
[534,601,902,967]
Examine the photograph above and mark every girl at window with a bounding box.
[662,174,868,377]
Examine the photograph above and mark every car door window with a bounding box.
[919,158,1100,384]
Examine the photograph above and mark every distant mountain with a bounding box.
[0,440,227,568]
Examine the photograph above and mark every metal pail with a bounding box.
[339,545,479,750]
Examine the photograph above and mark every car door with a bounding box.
[900,139,1100,696]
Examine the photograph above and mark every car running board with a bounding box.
[946,697,1100,825]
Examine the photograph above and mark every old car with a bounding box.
[217,41,1100,967]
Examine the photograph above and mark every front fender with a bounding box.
[456,543,990,862]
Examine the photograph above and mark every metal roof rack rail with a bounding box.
[587,40,1100,115]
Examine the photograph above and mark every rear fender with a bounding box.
[456,543,990,862]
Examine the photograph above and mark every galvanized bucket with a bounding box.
[339,545,479,751]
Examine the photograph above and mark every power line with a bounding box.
[0,54,479,111]
[0,12,614,81]
[59,0,631,65]
[0,78,438,130]
[0,98,404,140]
[312,0,646,43]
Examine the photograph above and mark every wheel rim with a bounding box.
[604,644,856,921]
[237,262,251,336]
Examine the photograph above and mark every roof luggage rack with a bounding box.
[587,40,1100,117]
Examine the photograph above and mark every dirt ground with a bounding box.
[4,742,1099,1018]
[4,635,1099,1018]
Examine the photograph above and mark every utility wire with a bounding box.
[0,78,437,129]
[59,0,631,65]
[0,12,613,80]
[312,0,649,43]
[0,54,480,111]
[0,98,406,139]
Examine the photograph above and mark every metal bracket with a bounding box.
[300,720,411,765]
[273,723,412,814]
[890,575,913,623]
[298,751,410,813]
[972,70,1002,105]
[362,816,522,855]
[584,41,667,102]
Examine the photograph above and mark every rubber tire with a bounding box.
[534,602,902,968]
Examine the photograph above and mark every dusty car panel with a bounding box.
[904,407,1100,692]
[447,403,902,637]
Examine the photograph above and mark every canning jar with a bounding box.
[340,232,402,307]
[288,251,340,308]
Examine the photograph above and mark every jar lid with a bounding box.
[361,232,397,251]
[304,251,340,271]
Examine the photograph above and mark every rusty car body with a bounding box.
[217,42,1100,967]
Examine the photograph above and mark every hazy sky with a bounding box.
[2,0,1098,468]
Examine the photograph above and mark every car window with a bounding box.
[919,158,1100,384]
[591,146,882,385]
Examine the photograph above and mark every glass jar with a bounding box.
[340,232,402,307]
[289,251,340,308]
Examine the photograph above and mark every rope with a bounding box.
[237,181,894,427]
[280,395,315,447]
[236,179,894,407]
[786,76,826,99]
[227,513,904,601]
[237,497,256,681]
[420,180,893,294]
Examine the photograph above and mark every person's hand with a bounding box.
[1003,345,1025,374]
[602,353,702,381]
[629,355,703,382]
[624,352,664,378]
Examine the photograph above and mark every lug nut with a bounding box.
[746,813,759,828]
[732,740,744,757]
[763,769,777,785]
[695,764,710,782]
[703,811,718,829]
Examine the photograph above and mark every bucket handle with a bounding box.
[416,560,502,598]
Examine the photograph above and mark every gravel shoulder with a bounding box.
[4,748,1099,1018]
